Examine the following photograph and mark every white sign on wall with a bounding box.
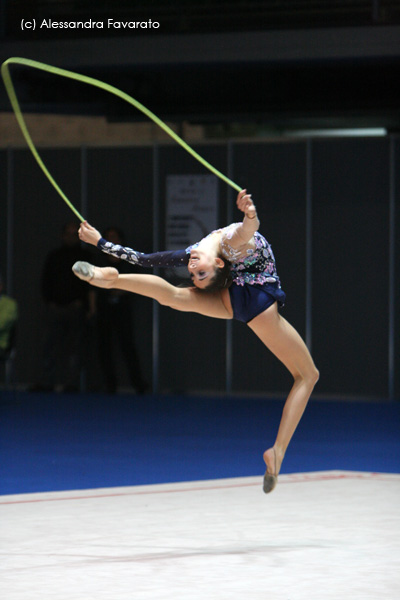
[166,175,218,251]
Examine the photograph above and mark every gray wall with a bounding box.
[0,150,7,286]
[1,136,398,399]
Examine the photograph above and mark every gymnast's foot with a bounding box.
[72,261,119,288]
[263,447,282,494]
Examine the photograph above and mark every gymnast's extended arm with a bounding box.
[78,221,189,268]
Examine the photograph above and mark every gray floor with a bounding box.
[1,471,399,599]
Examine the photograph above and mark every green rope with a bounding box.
[1,57,242,222]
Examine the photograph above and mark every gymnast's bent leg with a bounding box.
[247,302,319,493]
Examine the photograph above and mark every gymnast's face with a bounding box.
[188,249,223,289]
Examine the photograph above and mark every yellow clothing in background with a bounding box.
[0,294,18,353]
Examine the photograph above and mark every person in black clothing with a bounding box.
[32,221,95,392]
[95,227,147,394]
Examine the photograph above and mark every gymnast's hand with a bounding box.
[237,189,257,219]
[78,221,102,246]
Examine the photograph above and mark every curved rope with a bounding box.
[1,57,242,222]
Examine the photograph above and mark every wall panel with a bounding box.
[86,147,154,390]
[312,138,389,397]
[0,150,7,287]
[157,143,229,393]
[12,148,82,385]
[394,137,400,400]
[231,141,307,394]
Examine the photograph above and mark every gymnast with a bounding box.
[73,189,319,493]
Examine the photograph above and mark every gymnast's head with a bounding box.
[188,248,231,291]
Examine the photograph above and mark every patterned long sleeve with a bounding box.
[97,238,189,268]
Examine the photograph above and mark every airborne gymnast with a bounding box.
[73,189,319,493]
[2,58,318,492]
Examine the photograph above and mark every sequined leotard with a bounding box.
[97,223,286,322]
[186,223,281,287]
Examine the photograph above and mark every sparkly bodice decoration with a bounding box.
[187,223,280,286]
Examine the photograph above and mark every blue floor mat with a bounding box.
[1,391,399,494]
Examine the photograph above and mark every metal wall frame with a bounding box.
[2,136,397,399]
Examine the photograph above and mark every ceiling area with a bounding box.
[3,1,400,38]
[1,1,400,134]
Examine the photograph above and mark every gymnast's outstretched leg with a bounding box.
[72,262,231,319]
[248,302,319,493]
[73,261,182,302]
